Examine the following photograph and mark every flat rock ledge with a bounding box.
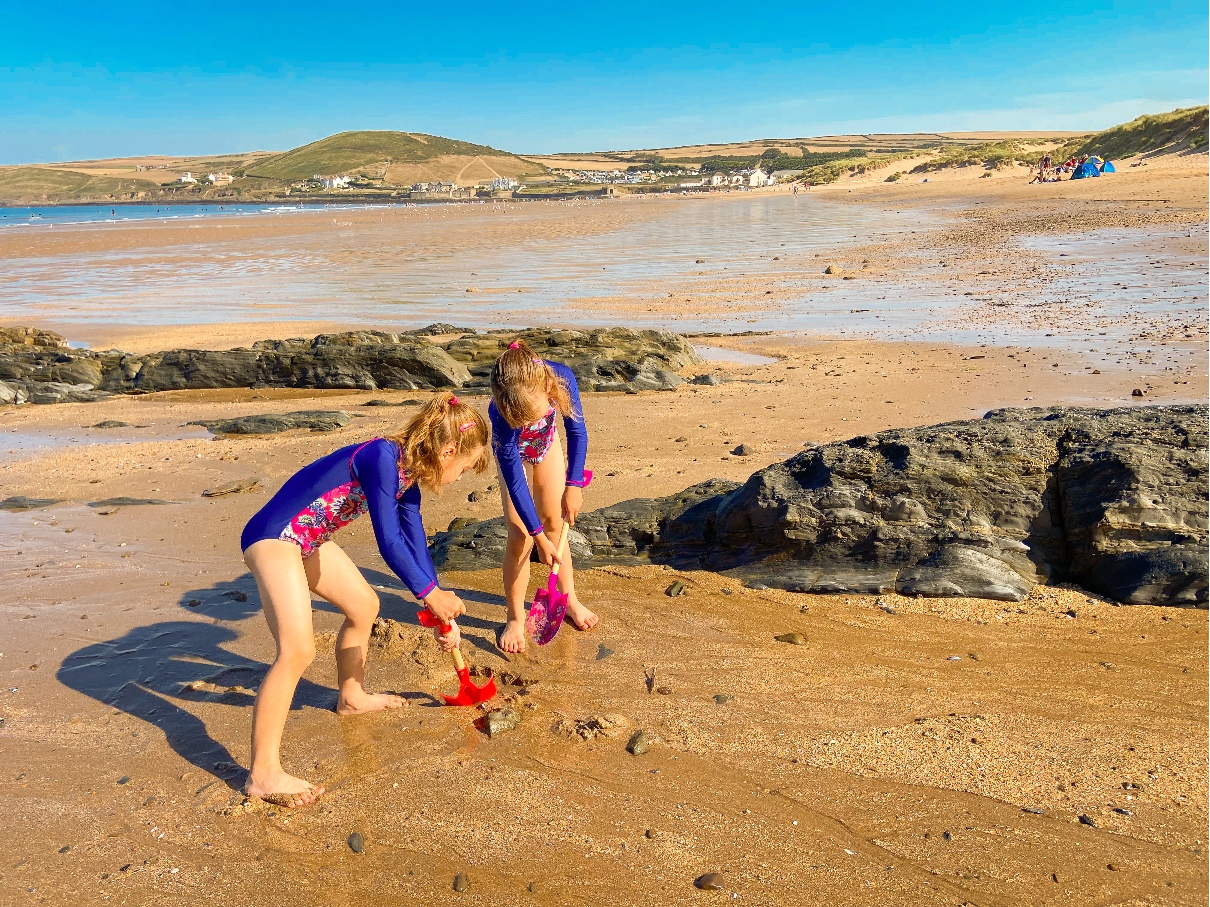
[0,325,700,404]
[433,405,1208,608]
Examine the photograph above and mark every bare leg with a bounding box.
[243,539,325,807]
[304,542,406,715]
[498,462,535,654]
[532,440,598,632]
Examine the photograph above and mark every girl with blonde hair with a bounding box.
[239,393,488,806]
[490,339,598,652]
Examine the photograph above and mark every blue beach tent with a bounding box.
[1100,160,1116,173]
[1070,161,1101,179]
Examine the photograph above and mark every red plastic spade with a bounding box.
[527,522,570,646]
[417,609,497,706]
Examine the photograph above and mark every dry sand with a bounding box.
[0,155,1206,905]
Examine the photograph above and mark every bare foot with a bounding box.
[337,690,406,715]
[565,597,599,632]
[245,770,324,808]
[498,618,527,653]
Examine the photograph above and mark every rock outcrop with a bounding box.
[432,405,1208,607]
[0,325,700,404]
[188,411,354,435]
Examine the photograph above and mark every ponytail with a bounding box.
[386,391,489,491]
[490,338,575,428]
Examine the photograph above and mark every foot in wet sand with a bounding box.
[566,597,599,632]
[336,690,406,715]
[499,618,527,653]
[245,771,324,808]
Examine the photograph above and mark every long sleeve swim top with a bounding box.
[489,359,589,536]
[240,438,439,600]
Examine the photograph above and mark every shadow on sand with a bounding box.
[55,567,508,788]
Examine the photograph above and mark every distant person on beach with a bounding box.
[239,394,489,806]
[490,339,598,653]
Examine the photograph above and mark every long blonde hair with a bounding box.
[386,392,489,491]
[490,339,575,428]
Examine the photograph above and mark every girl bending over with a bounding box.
[239,393,488,806]
[490,339,598,653]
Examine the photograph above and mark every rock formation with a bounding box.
[0,325,700,404]
[433,405,1208,607]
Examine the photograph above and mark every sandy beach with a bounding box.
[1,154,1206,904]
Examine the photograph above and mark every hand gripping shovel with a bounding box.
[526,522,570,646]
[416,609,497,706]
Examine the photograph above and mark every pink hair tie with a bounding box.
[449,395,459,406]
[508,341,521,349]
[459,421,476,433]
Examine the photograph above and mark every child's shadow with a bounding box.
[55,577,334,791]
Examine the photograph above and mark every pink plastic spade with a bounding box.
[527,522,570,646]
[416,609,497,706]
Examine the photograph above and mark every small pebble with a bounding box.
[655,685,673,695]
[731,443,754,456]
[58,845,71,854]
[1078,814,1097,827]
[645,829,657,839]
[1112,807,1133,816]
[1021,807,1045,815]
[347,832,365,853]
[453,872,470,892]
[774,632,807,645]
[745,581,769,591]
[942,831,952,841]
[665,581,686,597]
[595,644,615,660]
[627,730,652,755]
[713,694,734,705]
[117,776,130,785]
[694,872,725,891]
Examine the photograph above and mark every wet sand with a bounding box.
[1,155,1207,904]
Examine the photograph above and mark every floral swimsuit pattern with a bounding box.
[280,459,410,557]
[518,407,557,464]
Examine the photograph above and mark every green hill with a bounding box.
[246,131,545,182]
[1061,106,1208,160]
[0,167,160,204]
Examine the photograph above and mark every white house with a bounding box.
[729,173,745,186]
[207,172,234,184]
[748,168,771,187]
[178,172,197,184]
[317,175,351,190]
[706,172,727,187]
[488,177,519,191]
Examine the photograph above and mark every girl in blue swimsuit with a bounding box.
[490,339,598,653]
[240,393,488,807]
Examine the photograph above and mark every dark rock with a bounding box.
[447,517,475,532]
[452,872,470,892]
[0,496,63,511]
[1113,807,1133,816]
[1078,814,1097,827]
[691,374,723,386]
[188,411,353,435]
[626,730,652,755]
[595,644,615,660]
[665,580,686,597]
[88,497,173,507]
[91,420,131,429]
[117,776,130,785]
[1021,807,1045,815]
[732,443,755,456]
[58,845,71,853]
[430,405,1206,608]
[224,590,249,603]
[347,832,365,853]
[201,478,260,497]
[1132,389,1144,397]
[484,707,520,738]
[942,830,952,841]
[774,632,808,645]
[713,694,734,704]
[694,872,726,890]
[745,581,769,590]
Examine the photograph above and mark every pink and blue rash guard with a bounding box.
[240,438,439,600]
[489,360,590,536]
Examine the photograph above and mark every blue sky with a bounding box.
[2,1,1206,163]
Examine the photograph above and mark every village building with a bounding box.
[315,175,351,189]
[178,172,197,184]
[207,172,234,184]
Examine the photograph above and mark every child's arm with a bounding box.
[551,361,590,488]
[489,403,545,536]
[354,440,456,615]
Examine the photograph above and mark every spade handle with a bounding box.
[548,522,570,579]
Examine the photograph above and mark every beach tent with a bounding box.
[1100,160,1116,173]
[1070,161,1101,179]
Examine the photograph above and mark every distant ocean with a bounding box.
[0,202,401,228]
